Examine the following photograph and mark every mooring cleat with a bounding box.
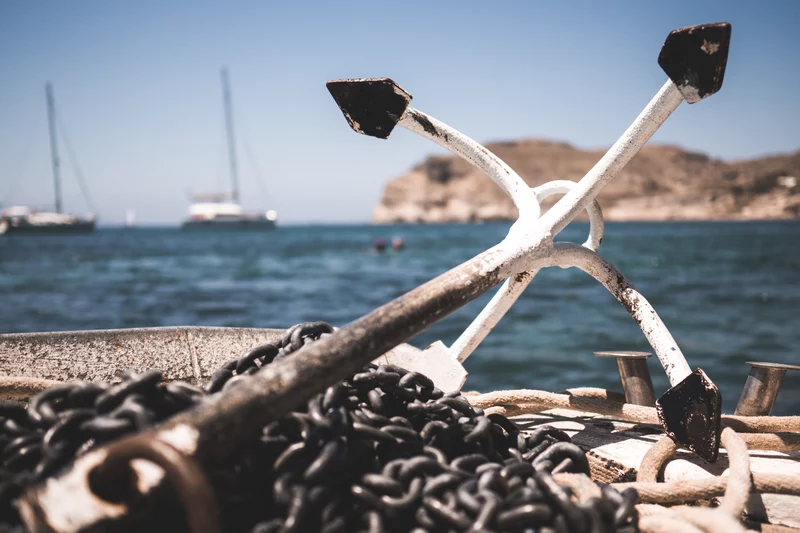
[658,22,731,104]
[326,78,412,139]
[656,368,722,462]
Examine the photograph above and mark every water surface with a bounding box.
[1,221,798,415]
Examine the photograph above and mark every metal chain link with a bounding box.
[0,322,639,533]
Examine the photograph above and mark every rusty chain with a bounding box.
[1,322,639,533]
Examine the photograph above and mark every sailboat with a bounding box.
[0,83,96,235]
[181,67,277,230]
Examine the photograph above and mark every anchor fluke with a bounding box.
[656,368,722,462]
[658,22,731,103]
[326,78,412,139]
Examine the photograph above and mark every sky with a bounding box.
[0,1,798,225]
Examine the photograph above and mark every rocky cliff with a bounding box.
[371,140,800,223]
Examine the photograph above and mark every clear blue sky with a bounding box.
[1,1,798,225]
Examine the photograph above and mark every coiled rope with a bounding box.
[470,388,800,532]
[469,389,800,434]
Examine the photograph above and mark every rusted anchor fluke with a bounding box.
[656,368,722,463]
[326,78,412,139]
[658,22,731,103]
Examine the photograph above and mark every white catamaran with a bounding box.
[182,67,277,230]
[0,83,96,235]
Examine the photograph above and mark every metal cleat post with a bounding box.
[734,361,800,416]
[594,351,656,406]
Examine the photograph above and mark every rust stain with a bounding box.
[411,111,439,137]
[513,271,531,284]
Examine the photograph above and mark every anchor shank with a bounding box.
[538,81,684,236]
[399,108,540,217]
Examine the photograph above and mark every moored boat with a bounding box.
[1,83,97,236]
[0,206,95,235]
[182,196,277,230]
[182,67,278,230]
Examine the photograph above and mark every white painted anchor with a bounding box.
[18,24,737,533]
[328,22,731,461]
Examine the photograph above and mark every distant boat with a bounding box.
[125,209,136,228]
[0,83,96,236]
[182,67,277,231]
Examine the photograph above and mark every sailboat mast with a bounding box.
[221,67,239,204]
[45,83,63,214]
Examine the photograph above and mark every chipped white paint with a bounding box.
[679,84,702,104]
[392,83,411,103]
[156,423,200,455]
[541,243,692,385]
[19,445,172,533]
[444,180,604,366]
[132,458,165,494]
[396,79,692,386]
[531,181,604,252]
[444,239,692,387]
[701,40,720,54]
[398,108,541,218]
[19,450,126,533]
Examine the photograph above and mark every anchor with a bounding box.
[327,22,731,461]
[19,23,731,531]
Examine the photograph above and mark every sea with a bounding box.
[1,221,799,415]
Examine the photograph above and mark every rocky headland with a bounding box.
[372,140,800,223]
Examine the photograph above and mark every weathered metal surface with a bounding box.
[537,242,719,460]
[593,351,656,406]
[90,435,221,533]
[448,180,603,365]
[656,369,722,462]
[735,362,800,417]
[658,23,731,103]
[412,23,732,399]
[531,180,604,252]
[0,327,285,385]
[538,243,693,386]
[328,78,541,217]
[152,241,518,460]
[399,108,541,217]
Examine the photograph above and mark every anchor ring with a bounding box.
[531,180,605,251]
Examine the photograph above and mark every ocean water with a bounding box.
[1,221,799,416]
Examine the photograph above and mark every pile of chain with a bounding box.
[0,322,639,533]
